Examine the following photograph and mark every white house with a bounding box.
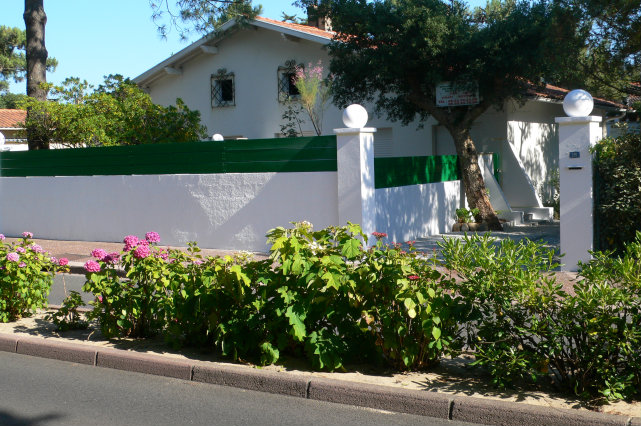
[0,109,28,151]
[134,16,626,224]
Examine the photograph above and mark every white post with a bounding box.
[334,105,377,244]
[555,90,602,272]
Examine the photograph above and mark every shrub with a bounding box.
[0,233,68,322]
[82,233,175,338]
[260,222,460,370]
[440,232,641,401]
[80,225,459,372]
[592,132,641,253]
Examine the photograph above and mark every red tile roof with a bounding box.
[0,109,27,129]
[255,16,335,39]
[527,83,627,110]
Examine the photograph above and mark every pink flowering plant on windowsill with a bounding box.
[0,232,69,322]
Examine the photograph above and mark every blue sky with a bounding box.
[3,0,485,94]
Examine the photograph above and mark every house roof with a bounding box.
[527,83,628,112]
[133,16,334,87]
[0,109,26,130]
[253,16,334,39]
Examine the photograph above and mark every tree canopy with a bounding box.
[19,75,207,147]
[319,0,583,228]
[149,0,262,39]
[0,25,57,95]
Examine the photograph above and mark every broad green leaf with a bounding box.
[285,306,307,341]
[432,326,441,340]
[341,239,362,259]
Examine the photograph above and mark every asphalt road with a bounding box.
[0,352,481,426]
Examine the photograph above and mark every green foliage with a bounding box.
[45,291,88,332]
[592,132,641,253]
[82,239,175,338]
[0,25,57,93]
[455,207,479,223]
[0,233,68,322]
[440,233,641,401]
[18,75,207,147]
[79,225,457,371]
[149,0,262,39]
[0,93,28,109]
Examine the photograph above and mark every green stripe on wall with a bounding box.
[374,155,460,189]
[0,136,338,177]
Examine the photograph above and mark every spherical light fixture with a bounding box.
[342,104,369,128]
[563,89,594,117]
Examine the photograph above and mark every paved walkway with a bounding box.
[411,221,560,254]
[6,222,561,267]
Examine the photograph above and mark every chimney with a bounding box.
[307,5,332,31]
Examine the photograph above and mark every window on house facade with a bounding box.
[278,60,303,102]
[211,69,235,107]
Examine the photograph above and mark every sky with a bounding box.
[3,0,485,94]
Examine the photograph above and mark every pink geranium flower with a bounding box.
[123,235,139,251]
[30,244,44,253]
[6,252,19,262]
[372,232,388,241]
[58,258,69,266]
[103,252,120,264]
[145,231,160,244]
[133,244,151,259]
[84,260,101,273]
[91,248,108,260]
[22,232,33,238]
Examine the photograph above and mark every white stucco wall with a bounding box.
[143,26,435,157]
[375,181,461,242]
[0,172,339,252]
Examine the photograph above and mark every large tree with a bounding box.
[0,25,56,96]
[317,0,583,229]
[24,0,50,150]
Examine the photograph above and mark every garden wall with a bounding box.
[374,156,461,242]
[0,132,463,251]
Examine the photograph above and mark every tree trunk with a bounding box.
[449,125,503,231]
[24,0,49,150]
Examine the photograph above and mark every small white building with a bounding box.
[134,16,626,224]
[0,109,28,151]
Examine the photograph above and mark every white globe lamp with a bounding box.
[211,133,224,141]
[342,104,368,128]
[563,89,594,117]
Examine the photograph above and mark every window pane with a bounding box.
[220,79,233,102]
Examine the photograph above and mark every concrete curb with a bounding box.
[0,333,637,426]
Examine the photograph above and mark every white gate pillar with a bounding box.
[555,90,602,271]
[334,105,377,243]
